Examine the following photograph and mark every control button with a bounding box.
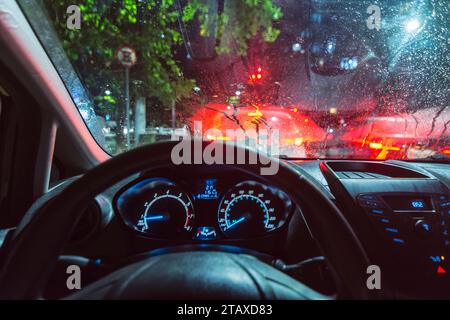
[369,208,387,216]
[370,216,391,224]
[392,238,405,245]
[359,200,382,208]
[430,255,444,263]
[415,220,432,236]
[443,239,450,247]
[357,194,383,209]
[359,194,378,201]
[439,200,450,208]
[384,227,399,233]
[438,199,450,216]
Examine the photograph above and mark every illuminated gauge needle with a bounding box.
[145,215,164,221]
[227,216,246,229]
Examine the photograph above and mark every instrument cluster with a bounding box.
[114,176,293,240]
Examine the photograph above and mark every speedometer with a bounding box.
[217,181,291,238]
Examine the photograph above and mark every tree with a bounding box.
[44,0,282,150]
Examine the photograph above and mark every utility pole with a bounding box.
[116,46,137,149]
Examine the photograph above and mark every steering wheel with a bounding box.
[0,141,376,299]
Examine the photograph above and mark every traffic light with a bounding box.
[249,67,263,82]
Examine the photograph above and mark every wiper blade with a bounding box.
[406,154,450,163]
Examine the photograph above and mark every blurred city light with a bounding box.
[405,18,421,33]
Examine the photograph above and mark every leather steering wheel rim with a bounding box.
[0,141,376,299]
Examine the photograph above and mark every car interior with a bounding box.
[0,0,449,300]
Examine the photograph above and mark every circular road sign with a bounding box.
[117,46,137,68]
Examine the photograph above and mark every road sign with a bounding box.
[117,46,137,68]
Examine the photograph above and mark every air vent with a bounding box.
[325,161,430,179]
[334,171,390,179]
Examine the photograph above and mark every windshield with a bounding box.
[20,0,450,160]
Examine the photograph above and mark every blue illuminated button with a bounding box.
[370,209,387,216]
[392,238,405,245]
[384,227,399,233]
[430,255,443,263]
[439,201,450,208]
[438,199,450,216]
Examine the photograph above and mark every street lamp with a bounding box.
[405,19,421,33]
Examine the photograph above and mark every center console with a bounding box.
[320,160,450,298]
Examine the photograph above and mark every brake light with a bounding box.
[294,137,304,146]
[368,142,400,151]
[249,67,263,82]
[369,142,383,150]
[205,133,232,141]
[247,110,263,118]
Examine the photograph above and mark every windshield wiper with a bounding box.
[406,154,450,163]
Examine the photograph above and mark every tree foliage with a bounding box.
[182,0,282,55]
[44,0,282,116]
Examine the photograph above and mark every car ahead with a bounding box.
[0,0,449,302]
[189,103,328,158]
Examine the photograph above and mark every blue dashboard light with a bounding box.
[430,255,442,263]
[194,226,218,240]
[393,238,405,244]
[227,217,246,230]
[195,179,219,200]
[411,200,425,208]
[145,215,164,221]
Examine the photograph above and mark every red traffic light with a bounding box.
[249,67,263,81]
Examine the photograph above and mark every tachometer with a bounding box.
[217,181,291,238]
[116,178,195,237]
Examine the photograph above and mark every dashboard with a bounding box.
[115,176,293,241]
[37,159,450,299]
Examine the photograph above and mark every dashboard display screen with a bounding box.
[194,179,219,200]
[383,196,433,211]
